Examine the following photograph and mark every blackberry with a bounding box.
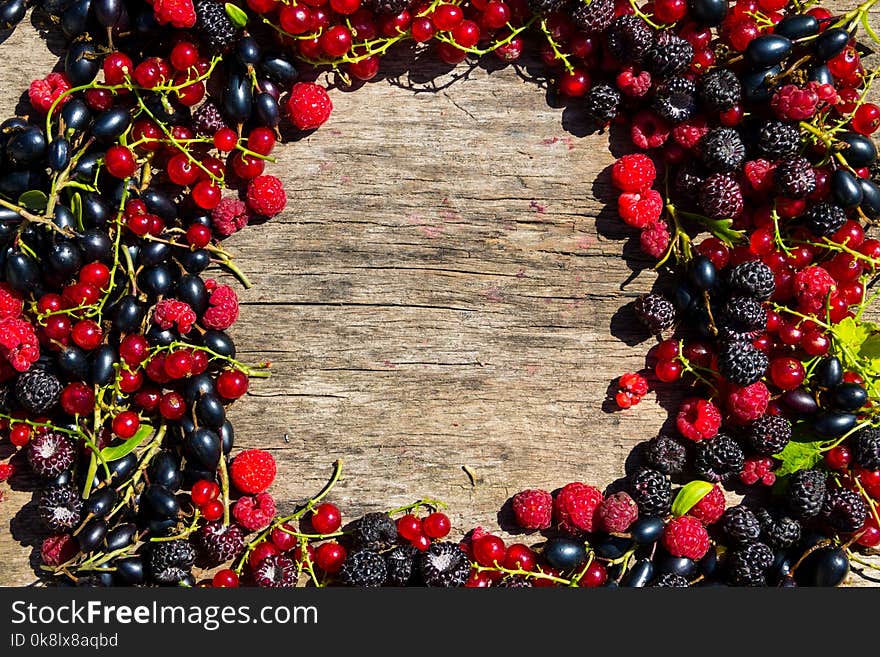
[757,120,801,159]
[385,545,419,586]
[569,0,615,34]
[755,507,801,549]
[786,468,827,519]
[633,293,675,333]
[698,68,741,111]
[629,468,671,517]
[362,0,409,13]
[821,488,867,533]
[722,505,761,545]
[694,434,745,482]
[605,15,654,64]
[746,415,791,455]
[717,341,768,386]
[774,155,816,198]
[15,368,62,416]
[38,484,82,532]
[192,101,227,136]
[340,549,387,587]
[700,173,744,220]
[644,31,694,79]
[0,384,9,411]
[652,573,689,587]
[197,521,245,563]
[652,77,697,124]
[252,554,297,587]
[673,162,707,207]
[727,260,775,300]
[718,296,766,342]
[354,512,398,550]
[527,0,568,14]
[802,202,846,237]
[699,127,746,173]
[194,0,241,53]
[498,575,533,587]
[727,541,773,586]
[584,84,621,125]
[420,542,470,587]
[27,432,75,478]
[149,540,195,584]
[644,434,688,475]
[852,426,880,469]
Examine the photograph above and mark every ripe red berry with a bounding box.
[270,523,298,551]
[315,541,347,572]
[578,562,608,587]
[852,103,880,135]
[120,334,149,366]
[310,503,342,534]
[248,541,279,568]
[422,512,451,539]
[396,514,422,541]
[769,356,805,390]
[9,424,31,447]
[191,479,220,506]
[105,145,137,178]
[824,446,852,471]
[216,369,249,400]
[502,543,536,571]
[60,382,95,416]
[472,534,506,567]
[192,180,221,210]
[112,411,140,439]
[212,569,239,587]
[319,25,353,58]
[559,68,590,97]
[159,391,186,420]
[201,500,224,522]
[71,320,102,350]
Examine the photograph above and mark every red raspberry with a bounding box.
[230,449,277,494]
[153,299,197,335]
[0,462,13,482]
[619,372,649,396]
[0,318,39,372]
[611,153,656,192]
[152,0,196,28]
[630,111,670,150]
[739,456,776,486]
[672,116,709,150]
[687,484,726,525]
[596,491,639,532]
[743,159,775,195]
[793,265,836,313]
[640,220,670,259]
[512,489,553,530]
[233,493,276,531]
[807,80,837,105]
[662,515,709,559]
[28,72,71,114]
[0,284,23,320]
[616,67,652,97]
[676,397,721,441]
[771,84,818,121]
[41,534,79,566]
[553,482,603,534]
[246,175,287,218]
[202,281,239,330]
[617,189,663,228]
[211,197,250,236]
[725,381,769,424]
[286,82,333,131]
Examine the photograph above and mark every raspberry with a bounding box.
[743,159,775,195]
[202,281,239,330]
[232,492,276,531]
[596,491,639,532]
[511,488,553,530]
[192,101,227,136]
[652,77,697,125]
[757,120,801,159]
[618,371,649,407]
[211,197,250,237]
[617,189,663,228]
[793,265,836,313]
[286,82,333,131]
[687,484,725,525]
[676,398,721,442]
[153,0,197,28]
[640,220,670,259]
[354,512,398,549]
[616,67,652,98]
[230,449,276,494]
[700,127,745,172]
[661,515,709,559]
[41,534,79,566]
[246,175,287,218]
[739,456,776,486]
[771,83,818,121]
[644,30,693,78]
[253,554,297,587]
[672,116,709,150]
[611,153,657,193]
[553,482,603,534]
[0,462,13,482]
[153,299,197,335]
[724,381,770,424]
[630,110,670,149]
[420,542,470,587]
[0,283,23,320]
[28,72,71,114]
[0,317,40,372]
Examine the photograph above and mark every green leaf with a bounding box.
[17,190,48,212]
[100,424,154,462]
[677,210,746,247]
[225,3,248,27]
[71,192,83,232]
[831,316,870,351]
[860,333,880,360]
[772,440,824,477]
[671,480,715,517]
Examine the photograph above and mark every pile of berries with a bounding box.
[0,0,879,587]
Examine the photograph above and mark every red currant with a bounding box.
[112,411,140,439]
[396,514,422,541]
[315,541,347,572]
[192,479,220,506]
[212,569,239,587]
[472,534,506,567]
[310,503,342,534]
[769,356,805,390]
[824,445,852,471]
[104,145,137,178]
[422,512,451,538]
[249,541,279,568]
[270,523,299,551]
[201,500,224,521]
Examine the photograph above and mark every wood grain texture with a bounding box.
[1,7,879,586]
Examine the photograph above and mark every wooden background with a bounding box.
[1,6,878,586]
